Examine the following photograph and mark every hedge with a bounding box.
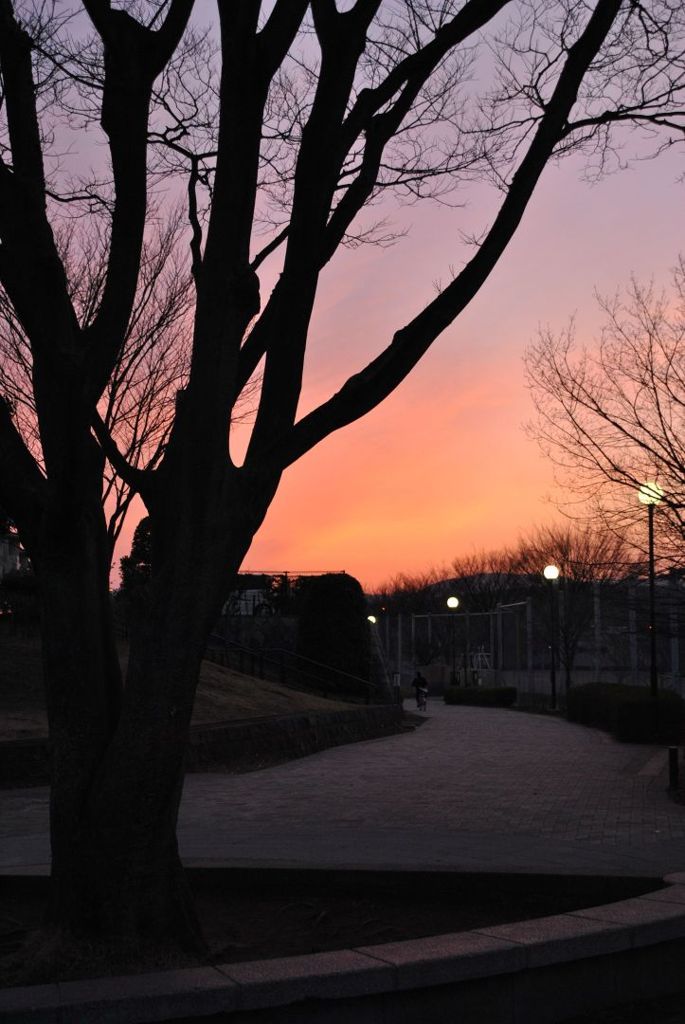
[566,683,685,744]
[444,686,517,708]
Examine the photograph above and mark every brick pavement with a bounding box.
[2,703,685,876]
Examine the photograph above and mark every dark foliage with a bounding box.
[444,686,517,707]
[295,574,371,693]
[566,683,685,744]
[119,517,152,595]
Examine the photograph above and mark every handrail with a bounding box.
[206,633,381,702]
[208,634,374,689]
[270,645,376,692]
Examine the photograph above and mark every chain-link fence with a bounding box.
[376,578,685,701]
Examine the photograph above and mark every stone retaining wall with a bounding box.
[187,705,404,772]
[0,706,405,787]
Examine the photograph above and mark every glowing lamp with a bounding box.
[638,482,664,505]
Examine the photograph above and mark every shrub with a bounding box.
[566,682,626,730]
[614,691,685,744]
[515,692,553,713]
[444,686,517,708]
[295,573,370,694]
[566,683,685,744]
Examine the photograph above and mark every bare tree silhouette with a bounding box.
[0,0,684,968]
[525,259,685,565]
[513,523,634,688]
[0,211,192,560]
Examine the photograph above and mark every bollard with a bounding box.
[668,747,679,791]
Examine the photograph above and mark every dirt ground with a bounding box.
[0,869,659,988]
[4,876,685,1024]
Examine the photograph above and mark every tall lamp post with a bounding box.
[543,564,560,710]
[447,596,459,685]
[638,482,664,700]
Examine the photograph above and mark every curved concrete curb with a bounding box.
[3,874,685,1023]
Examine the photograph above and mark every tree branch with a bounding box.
[243,1,381,462]
[83,0,194,402]
[341,0,510,148]
[0,3,80,349]
[257,0,310,81]
[187,157,203,281]
[273,0,624,470]
[91,410,150,498]
[250,225,289,272]
[238,0,512,424]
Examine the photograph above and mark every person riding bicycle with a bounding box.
[411,671,428,710]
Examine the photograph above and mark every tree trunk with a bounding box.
[28,447,278,965]
[30,491,119,926]
[49,690,203,954]
[41,592,208,955]
[38,519,252,960]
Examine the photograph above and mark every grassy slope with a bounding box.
[0,632,354,741]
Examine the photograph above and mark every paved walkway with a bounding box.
[2,703,685,877]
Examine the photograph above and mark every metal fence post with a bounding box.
[593,582,601,681]
[629,584,638,684]
[396,613,402,686]
[669,747,679,791]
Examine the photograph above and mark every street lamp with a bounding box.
[446,596,459,685]
[367,615,377,624]
[543,564,560,710]
[638,481,664,700]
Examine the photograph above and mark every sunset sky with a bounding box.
[116,146,684,593]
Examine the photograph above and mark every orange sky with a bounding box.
[114,148,685,592]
